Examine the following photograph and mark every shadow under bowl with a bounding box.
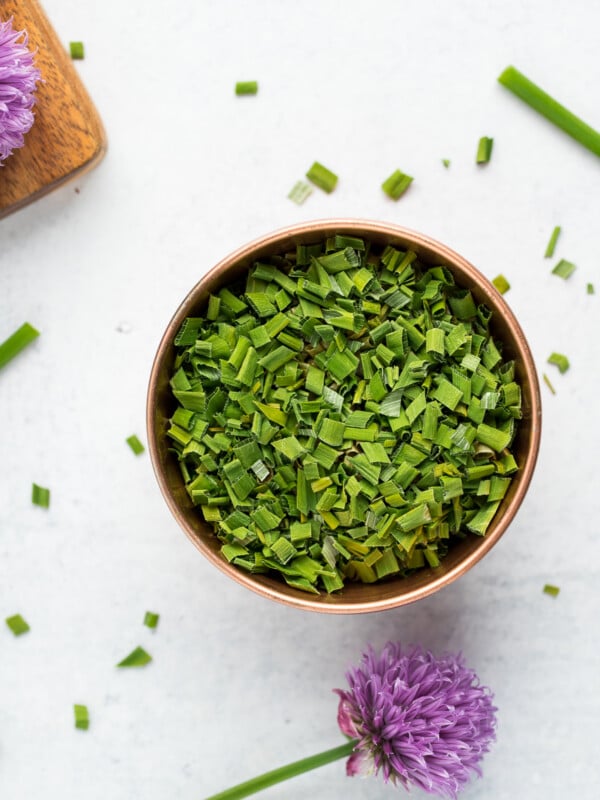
[147,219,541,613]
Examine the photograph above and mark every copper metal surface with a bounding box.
[147,220,542,613]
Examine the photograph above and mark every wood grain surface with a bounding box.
[0,0,106,218]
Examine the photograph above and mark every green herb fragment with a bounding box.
[542,373,556,395]
[552,259,576,280]
[6,614,29,636]
[74,704,89,730]
[498,66,600,157]
[168,235,521,593]
[126,435,145,455]
[69,41,84,59]
[381,169,413,200]
[116,646,152,667]
[442,159,450,168]
[306,161,338,193]
[547,352,569,373]
[492,275,510,294]
[143,611,159,629]
[476,423,511,452]
[235,81,258,95]
[543,583,560,597]
[476,137,493,164]
[544,226,561,258]
[0,322,39,370]
[587,283,595,295]
[31,483,50,508]
[288,181,312,205]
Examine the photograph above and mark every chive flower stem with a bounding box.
[498,66,600,157]
[204,740,356,800]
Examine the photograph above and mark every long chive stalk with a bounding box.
[498,66,600,157]
[204,740,356,800]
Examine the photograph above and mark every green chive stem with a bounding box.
[204,740,356,800]
[0,323,39,370]
[476,136,493,164]
[69,41,85,60]
[498,66,600,157]
[235,81,258,96]
[544,226,561,259]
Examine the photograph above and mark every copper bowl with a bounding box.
[147,220,541,613]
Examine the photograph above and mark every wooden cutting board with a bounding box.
[0,0,106,218]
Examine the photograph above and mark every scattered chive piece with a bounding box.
[69,41,84,60]
[442,159,450,168]
[31,483,50,508]
[235,81,258,96]
[544,226,561,258]
[381,169,413,200]
[143,611,159,629]
[288,181,313,205]
[74,704,89,730]
[476,137,493,164]
[552,259,576,280]
[543,583,560,597]
[6,614,29,636]
[305,162,338,193]
[492,275,510,294]
[0,322,39,370]
[587,282,595,295]
[168,235,521,594]
[498,66,600,157]
[547,352,569,373]
[542,373,556,395]
[126,435,145,455]
[116,646,152,667]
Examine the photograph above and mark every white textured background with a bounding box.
[1,1,600,799]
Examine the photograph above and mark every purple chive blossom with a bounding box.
[335,643,497,799]
[0,17,41,165]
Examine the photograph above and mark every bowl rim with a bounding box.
[147,218,542,613]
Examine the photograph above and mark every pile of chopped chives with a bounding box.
[168,236,522,594]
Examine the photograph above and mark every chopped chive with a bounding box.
[542,373,556,395]
[116,646,152,667]
[587,282,595,295]
[69,41,84,59]
[31,483,50,508]
[476,423,511,452]
[169,235,521,593]
[543,583,560,597]
[498,66,600,157]
[552,259,576,280]
[143,611,159,629]
[305,161,338,193]
[381,169,413,200]
[6,614,29,636]
[492,274,510,294]
[476,137,493,164]
[547,352,569,373]
[126,435,145,455]
[74,704,89,730]
[288,181,312,205]
[235,81,258,96]
[442,159,450,168]
[544,226,561,258]
[0,323,39,370]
